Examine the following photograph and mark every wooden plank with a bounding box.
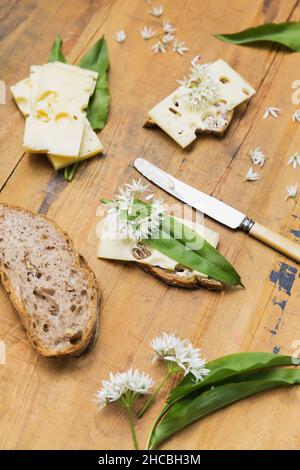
[0,0,300,450]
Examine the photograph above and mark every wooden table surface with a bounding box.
[1,0,300,450]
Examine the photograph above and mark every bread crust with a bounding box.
[139,264,224,290]
[0,204,101,357]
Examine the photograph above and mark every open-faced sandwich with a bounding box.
[0,204,101,356]
[145,58,256,148]
[98,180,242,289]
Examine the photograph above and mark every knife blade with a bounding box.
[134,157,300,263]
[134,157,245,229]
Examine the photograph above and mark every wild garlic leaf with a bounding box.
[167,352,296,404]
[147,368,300,449]
[78,37,110,131]
[215,22,300,52]
[48,34,67,63]
[144,214,242,286]
[151,352,296,440]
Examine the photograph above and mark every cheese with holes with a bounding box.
[24,102,85,156]
[11,71,103,167]
[33,62,98,111]
[98,213,219,276]
[147,59,255,148]
[23,63,99,156]
[24,64,82,156]
[48,119,103,170]
[10,78,31,116]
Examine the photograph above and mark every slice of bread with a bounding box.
[0,204,101,357]
[139,263,224,290]
[130,242,224,290]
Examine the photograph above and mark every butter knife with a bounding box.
[134,157,300,263]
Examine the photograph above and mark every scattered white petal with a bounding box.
[96,369,153,409]
[163,20,175,33]
[162,32,174,44]
[287,152,300,169]
[151,332,210,382]
[190,55,201,67]
[173,40,189,55]
[292,110,300,123]
[125,178,149,193]
[286,184,298,200]
[150,5,164,16]
[152,41,167,54]
[245,167,261,182]
[140,26,156,40]
[249,147,267,167]
[263,106,281,119]
[113,30,126,43]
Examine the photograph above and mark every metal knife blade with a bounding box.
[134,157,246,229]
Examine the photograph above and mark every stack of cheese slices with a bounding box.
[11,62,103,170]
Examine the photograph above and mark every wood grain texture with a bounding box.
[1,0,300,450]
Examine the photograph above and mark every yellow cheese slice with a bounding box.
[148,59,256,148]
[10,78,31,116]
[98,213,219,277]
[38,62,98,111]
[48,119,103,170]
[24,64,88,156]
[11,74,103,168]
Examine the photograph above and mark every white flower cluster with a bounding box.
[108,179,165,241]
[96,369,153,408]
[178,62,220,111]
[151,332,210,382]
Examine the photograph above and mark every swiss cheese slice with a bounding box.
[23,64,90,156]
[48,119,103,170]
[98,213,219,277]
[147,59,256,148]
[10,78,31,116]
[11,73,103,168]
[36,62,98,111]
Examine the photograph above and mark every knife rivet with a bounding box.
[240,217,255,232]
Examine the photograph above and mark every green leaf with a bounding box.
[64,162,79,182]
[168,352,296,404]
[147,368,300,449]
[78,37,110,131]
[48,34,67,63]
[144,214,242,286]
[215,22,300,52]
[151,352,296,442]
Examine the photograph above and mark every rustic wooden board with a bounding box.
[1,0,300,450]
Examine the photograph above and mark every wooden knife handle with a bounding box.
[249,222,300,263]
